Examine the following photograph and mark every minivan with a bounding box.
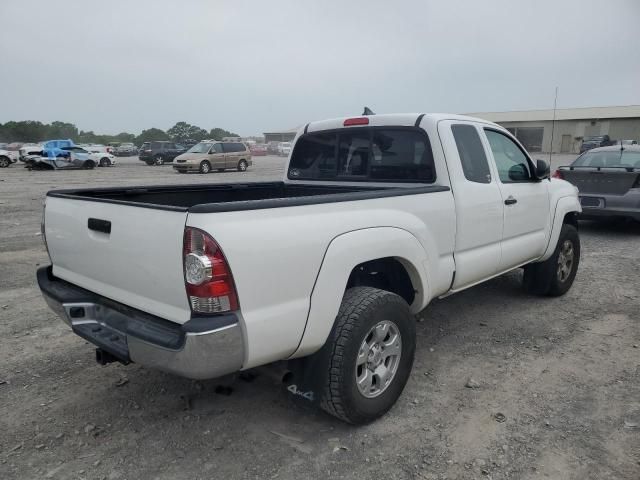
[173,141,252,174]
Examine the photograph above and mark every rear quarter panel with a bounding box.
[186,190,455,368]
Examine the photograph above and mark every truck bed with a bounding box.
[48,181,448,213]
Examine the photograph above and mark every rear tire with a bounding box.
[237,160,248,171]
[318,287,415,424]
[199,161,211,174]
[154,154,164,165]
[0,156,10,168]
[83,160,95,170]
[523,224,580,296]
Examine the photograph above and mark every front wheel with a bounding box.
[523,223,580,296]
[318,287,415,424]
[237,160,248,172]
[0,156,10,168]
[199,161,211,174]
[154,155,164,165]
[99,157,110,167]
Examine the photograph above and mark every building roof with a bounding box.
[465,105,640,122]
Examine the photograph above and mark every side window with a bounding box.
[484,129,532,183]
[211,143,223,154]
[222,143,233,153]
[451,124,491,183]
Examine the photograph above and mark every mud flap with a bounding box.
[283,343,333,409]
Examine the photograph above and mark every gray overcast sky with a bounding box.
[1,0,639,136]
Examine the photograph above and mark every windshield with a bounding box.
[187,142,213,153]
[573,150,640,168]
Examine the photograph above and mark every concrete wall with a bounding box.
[497,118,640,153]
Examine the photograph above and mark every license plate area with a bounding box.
[580,196,604,208]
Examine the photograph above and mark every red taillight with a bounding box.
[552,169,563,179]
[343,117,369,126]
[183,227,238,313]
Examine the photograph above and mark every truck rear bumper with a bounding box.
[37,266,244,380]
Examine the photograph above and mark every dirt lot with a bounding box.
[1,155,638,480]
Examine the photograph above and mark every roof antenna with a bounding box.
[549,86,558,164]
[362,106,376,116]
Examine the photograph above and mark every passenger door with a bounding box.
[439,121,504,289]
[482,128,550,270]
[222,143,237,169]
[209,143,226,169]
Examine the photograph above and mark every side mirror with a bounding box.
[535,159,550,180]
[508,164,529,182]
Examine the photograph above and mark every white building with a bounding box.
[466,105,640,153]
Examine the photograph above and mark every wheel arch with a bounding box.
[290,227,430,359]
[539,195,581,261]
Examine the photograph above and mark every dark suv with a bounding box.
[580,135,613,154]
[138,141,187,165]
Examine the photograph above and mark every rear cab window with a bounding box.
[288,127,435,183]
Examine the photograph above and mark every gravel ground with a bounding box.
[0,154,638,480]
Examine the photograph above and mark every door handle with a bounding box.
[88,218,111,234]
[504,196,517,205]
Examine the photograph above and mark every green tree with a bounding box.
[47,121,78,140]
[135,128,169,145]
[209,127,239,141]
[167,122,208,143]
[0,120,48,142]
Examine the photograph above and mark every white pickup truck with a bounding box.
[38,113,581,424]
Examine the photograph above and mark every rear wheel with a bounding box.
[199,161,211,174]
[523,224,580,296]
[154,154,164,165]
[318,287,415,424]
[83,160,95,170]
[237,160,248,171]
[0,156,10,168]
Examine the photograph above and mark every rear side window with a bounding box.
[289,127,435,183]
[451,124,491,183]
[223,143,244,153]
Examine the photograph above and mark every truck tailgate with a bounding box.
[44,196,191,323]
[561,168,639,195]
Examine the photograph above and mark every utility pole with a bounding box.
[549,86,558,163]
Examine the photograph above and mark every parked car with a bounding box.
[267,141,281,154]
[580,135,614,153]
[37,112,580,424]
[553,145,640,221]
[0,148,19,167]
[83,146,117,167]
[249,144,268,156]
[19,143,43,161]
[612,139,638,146]
[138,141,187,165]
[114,143,137,156]
[277,141,292,156]
[173,141,252,174]
[24,147,95,170]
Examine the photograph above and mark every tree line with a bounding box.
[0,120,240,145]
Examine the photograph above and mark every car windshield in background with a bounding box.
[187,143,212,153]
[573,150,640,168]
[288,127,435,182]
